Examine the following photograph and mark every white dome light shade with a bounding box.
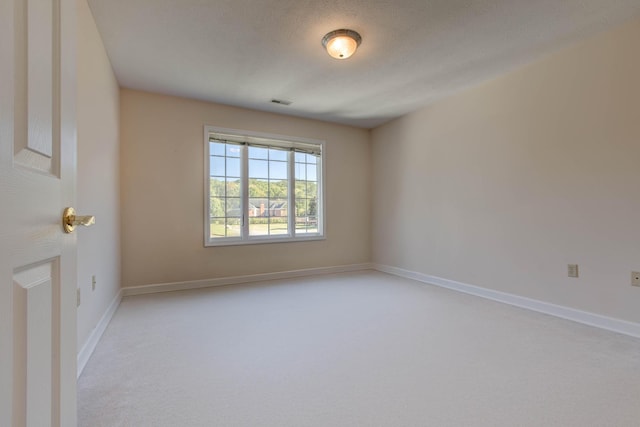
[322,29,362,59]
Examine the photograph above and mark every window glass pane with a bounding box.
[226,218,241,237]
[269,148,287,161]
[210,218,226,238]
[249,159,268,179]
[249,198,267,218]
[210,218,242,238]
[269,199,287,217]
[306,216,319,234]
[295,163,305,180]
[295,152,306,162]
[307,197,318,217]
[249,179,268,197]
[209,197,225,218]
[248,146,268,159]
[226,144,241,158]
[249,217,269,236]
[210,142,225,156]
[210,156,225,176]
[226,157,241,178]
[295,181,306,199]
[210,178,225,197]
[307,164,317,182]
[306,154,317,164]
[269,180,287,198]
[269,160,287,180]
[306,181,318,196]
[296,222,310,234]
[226,178,240,197]
[269,198,288,236]
[295,199,307,216]
[269,218,288,235]
[225,198,241,216]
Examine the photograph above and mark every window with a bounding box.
[205,126,324,246]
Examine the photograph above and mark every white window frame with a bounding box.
[204,126,326,247]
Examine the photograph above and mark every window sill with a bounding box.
[205,235,325,247]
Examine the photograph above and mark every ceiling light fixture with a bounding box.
[321,29,362,60]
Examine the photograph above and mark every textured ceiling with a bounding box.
[88,0,640,128]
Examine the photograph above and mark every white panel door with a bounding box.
[0,0,78,425]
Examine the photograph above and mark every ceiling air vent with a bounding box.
[271,99,292,106]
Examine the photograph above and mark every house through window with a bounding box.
[205,126,324,246]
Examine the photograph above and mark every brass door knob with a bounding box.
[62,207,95,233]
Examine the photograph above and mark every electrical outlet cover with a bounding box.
[632,272,640,287]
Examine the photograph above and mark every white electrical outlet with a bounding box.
[632,272,640,287]
[92,275,96,291]
[76,288,81,307]
[568,264,579,278]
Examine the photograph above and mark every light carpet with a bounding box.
[78,271,640,426]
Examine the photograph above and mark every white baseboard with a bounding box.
[374,263,640,339]
[122,263,374,297]
[77,289,123,378]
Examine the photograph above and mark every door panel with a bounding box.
[14,0,59,175]
[0,0,77,425]
[26,0,55,159]
[13,259,60,427]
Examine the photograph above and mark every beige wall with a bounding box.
[77,0,121,351]
[372,17,640,323]
[120,90,371,287]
